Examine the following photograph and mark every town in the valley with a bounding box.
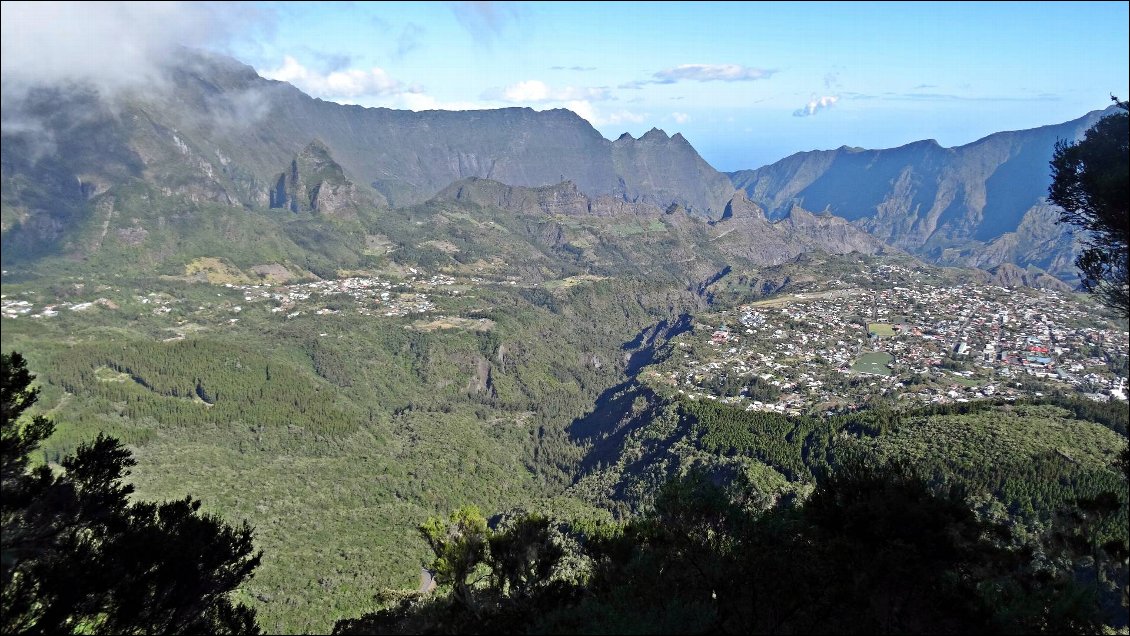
[2,267,486,332]
[646,262,1129,414]
[4,261,1128,414]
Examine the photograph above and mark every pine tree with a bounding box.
[1050,97,1129,313]
[1,351,262,634]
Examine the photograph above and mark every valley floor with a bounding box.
[2,256,1126,633]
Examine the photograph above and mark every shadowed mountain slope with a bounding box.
[430,179,887,280]
[1,50,734,266]
[728,107,1118,280]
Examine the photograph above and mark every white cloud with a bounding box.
[563,100,598,125]
[601,110,647,125]
[1,1,265,96]
[563,101,646,126]
[1,1,273,150]
[654,64,775,83]
[793,95,839,117]
[397,92,487,112]
[262,56,413,99]
[502,79,551,101]
[489,80,611,103]
[262,56,492,112]
[672,112,690,124]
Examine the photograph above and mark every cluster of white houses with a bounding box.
[230,275,444,318]
[654,268,1128,414]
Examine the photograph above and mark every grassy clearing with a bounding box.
[94,365,132,382]
[183,257,253,285]
[868,322,896,337]
[748,288,864,308]
[411,317,495,332]
[852,351,893,376]
[947,374,982,387]
[544,274,608,291]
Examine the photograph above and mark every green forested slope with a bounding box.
[4,163,1126,632]
[2,269,696,632]
[570,385,1127,543]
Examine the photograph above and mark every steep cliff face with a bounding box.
[269,140,379,217]
[436,178,660,218]
[1,50,733,238]
[433,180,887,274]
[727,108,1114,279]
[988,262,1074,292]
[0,48,750,270]
[708,193,888,265]
[242,103,731,215]
[611,129,736,218]
[934,203,1080,281]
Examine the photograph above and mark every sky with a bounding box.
[2,1,1128,171]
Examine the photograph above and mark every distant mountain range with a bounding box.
[1,49,1115,284]
[0,50,729,218]
[434,177,887,271]
[728,108,1116,281]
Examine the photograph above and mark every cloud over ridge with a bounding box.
[1,1,262,95]
[262,56,415,100]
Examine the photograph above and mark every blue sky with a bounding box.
[233,1,1129,170]
[3,1,1128,171]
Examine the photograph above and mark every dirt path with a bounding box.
[418,567,436,594]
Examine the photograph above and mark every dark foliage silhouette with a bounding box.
[1,351,261,635]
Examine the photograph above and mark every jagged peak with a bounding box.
[639,127,670,141]
[298,138,335,159]
[271,138,369,214]
[616,132,634,142]
[782,203,816,220]
[719,191,767,222]
[292,140,346,182]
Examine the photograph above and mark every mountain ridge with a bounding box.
[1,49,734,244]
[727,106,1118,280]
[1,48,1111,288]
